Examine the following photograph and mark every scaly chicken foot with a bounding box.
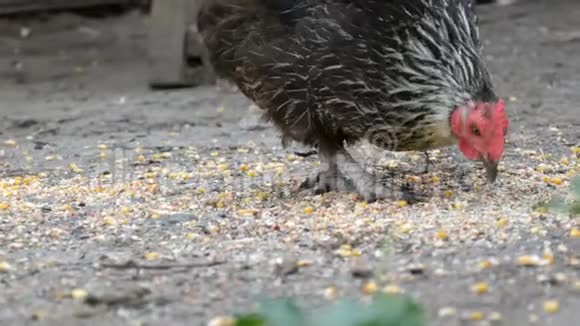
[299,157,353,194]
[336,150,389,202]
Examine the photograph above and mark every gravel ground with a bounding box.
[1,1,579,326]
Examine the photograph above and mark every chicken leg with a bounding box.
[335,149,389,202]
[299,142,352,194]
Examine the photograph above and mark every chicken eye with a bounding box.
[471,125,481,136]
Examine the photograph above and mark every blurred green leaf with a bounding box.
[236,314,266,326]
[571,176,580,197]
[258,298,308,326]
[310,298,369,326]
[547,195,567,213]
[233,294,425,326]
[366,294,426,326]
[569,201,580,216]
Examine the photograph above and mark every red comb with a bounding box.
[495,99,509,129]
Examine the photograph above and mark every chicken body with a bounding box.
[197,0,502,201]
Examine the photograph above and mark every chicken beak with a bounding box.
[482,156,499,183]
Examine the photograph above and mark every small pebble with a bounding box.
[207,316,235,326]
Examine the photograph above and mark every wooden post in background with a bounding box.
[148,0,215,89]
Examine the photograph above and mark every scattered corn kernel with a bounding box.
[543,251,555,265]
[431,175,441,183]
[102,216,116,225]
[443,190,454,198]
[435,231,449,241]
[296,260,313,267]
[97,144,108,150]
[323,286,339,300]
[196,187,206,194]
[383,285,403,294]
[471,282,490,294]
[207,316,235,326]
[496,217,508,228]
[570,228,580,238]
[336,244,361,258]
[518,255,542,267]
[543,300,560,314]
[0,261,11,273]
[478,260,495,270]
[394,200,408,208]
[68,163,83,174]
[399,223,413,234]
[210,151,219,157]
[119,206,132,215]
[237,209,259,216]
[303,206,314,214]
[4,139,17,147]
[361,281,378,295]
[406,175,421,183]
[469,312,484,321]
[438,307,457,317]
[489,312,503,321]
[71,289,88,300]
[144,252,161,261]
[0,202,9,210]
[544,176,563,185]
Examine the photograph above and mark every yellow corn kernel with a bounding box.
[383,285,403,295]
[471,282,489,294]
[435,231,449,240]
[469,312,484,321]
[246,170,257,177]
[0,261,11,273]
[570,228,580,238]
[406,176,421,183]
[496,217,508,228]
[144,252,161,261]
[296,260,313,268]
[543,300,560,314]
[303,207,314,214]
[323,286,339,300]
[361,281,378,295]
[478,260,494,270]
[71,289,88,300]
[394,200,408,208]
[97,144,108,150]
[4,139,17,146]
[0,202,9,210]
[518,255,541,266]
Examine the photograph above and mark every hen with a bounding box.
[197,0,510,201]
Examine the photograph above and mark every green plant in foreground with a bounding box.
[235,293,426,326]
[535,175,580,216]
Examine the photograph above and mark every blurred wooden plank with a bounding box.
[148,0,215,89]
[0,0,134,15]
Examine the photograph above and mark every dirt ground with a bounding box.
[0,0,579,325]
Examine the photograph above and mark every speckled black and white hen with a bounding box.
[197,0,510,201]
